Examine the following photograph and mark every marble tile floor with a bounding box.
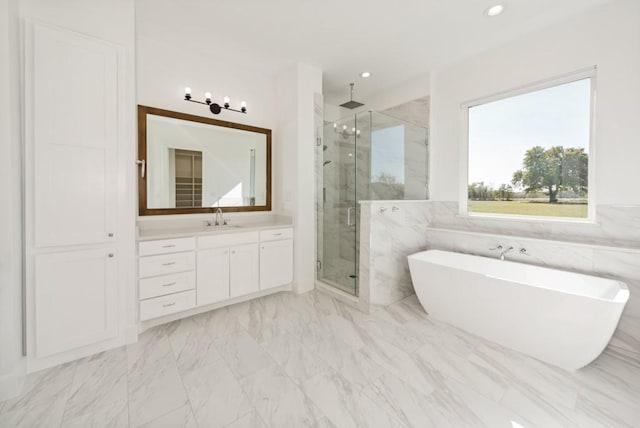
[1,289,639,428]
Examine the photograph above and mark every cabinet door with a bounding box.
[30,23,118,247]
[197,248,230,306]
[260,240,294,290]
[229,243,259,298]
[35,249,117,357]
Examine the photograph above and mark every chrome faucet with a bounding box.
[490,245,514,261]
[214,207,227,226]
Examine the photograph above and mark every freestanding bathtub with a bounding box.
[407,250,629,371]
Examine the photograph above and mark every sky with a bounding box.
[468,78,591,189]
[371,125,405,183]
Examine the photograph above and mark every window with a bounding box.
[465,71,594,219]
[371,125,405,200]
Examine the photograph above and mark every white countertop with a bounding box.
[137,218,293,241]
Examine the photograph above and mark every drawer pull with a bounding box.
[162,244,176,248]
[161,262,176,266]
[162,302,176,308]
[274,233,283,236]
[162,282,177,287]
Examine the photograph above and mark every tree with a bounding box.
[497,184,513,201]
[511,146,588,203]
[468,182,496,201]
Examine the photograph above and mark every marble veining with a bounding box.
[359,201,430,309]
[1,290,638,428]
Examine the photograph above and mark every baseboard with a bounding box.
[0,362,26,402]
[125,324,139,344]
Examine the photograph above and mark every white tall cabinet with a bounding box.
[23,9,135,372]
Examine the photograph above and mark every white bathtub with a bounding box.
[407,250,629,371]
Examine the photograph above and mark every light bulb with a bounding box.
[205,92,212,100]
[184,87,191,95]
[224,96,230,104]
[241,101,247,108]
[333,123,337,128]
[343,125,347,130]
[352,127,356,132]
[485,4,504,16]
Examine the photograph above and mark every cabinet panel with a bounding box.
[140,271,195,300]
[198,231,259,249]
[139,252,195,278]
[260,228,294,242]
[140,290,196,321]
[197,248,230,306]
[139,237,195,256]
[31,24,118,247]
[35,249,117,357]
[260,240,294,290]
[230,243,259,298]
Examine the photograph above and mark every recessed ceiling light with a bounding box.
[485,4,505,17]
[360,71,372,78]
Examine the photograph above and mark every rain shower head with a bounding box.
[339,83,365,109]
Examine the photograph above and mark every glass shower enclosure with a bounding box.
[316,111,429,296]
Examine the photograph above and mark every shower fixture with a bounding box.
[339,83,365,109]
[323,160,332,166]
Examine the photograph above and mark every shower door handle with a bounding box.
[347,207,353,226]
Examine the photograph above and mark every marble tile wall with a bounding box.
[424,220,640,355]
[427,201,640,249]
[359,201,430,309]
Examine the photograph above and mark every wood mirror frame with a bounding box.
[138,105,272,215]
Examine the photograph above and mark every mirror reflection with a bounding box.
[138,106,271,215]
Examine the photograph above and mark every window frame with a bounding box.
[459,67,597,223]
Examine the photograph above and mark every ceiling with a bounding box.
[136,0,615,105]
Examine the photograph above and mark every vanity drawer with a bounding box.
[260,228,293,242]
[198,231,259,249]
[139,252,195,278]
[139,271,195,300]
[139,290,196,321]
[139,237,196,256]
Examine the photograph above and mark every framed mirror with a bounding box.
[138,105,271,215]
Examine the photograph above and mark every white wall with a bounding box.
[136,36,285,216]
[136,36,277,133]
[0,0,25,400]
[334,73,431,119]
[430,0,640,205]
[275,64,323,294]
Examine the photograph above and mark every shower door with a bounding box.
[317,116,363,296]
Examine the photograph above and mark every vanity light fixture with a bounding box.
[183,87,247,115]
[485,4,505,16]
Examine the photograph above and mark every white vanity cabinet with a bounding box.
[197,232,260,305]
[260,228,294,290]
[138,226,294,323]
[138,237,197,320]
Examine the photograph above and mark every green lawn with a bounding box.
[468,200,588,218]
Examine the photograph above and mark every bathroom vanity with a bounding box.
[137,222,293,324]
[135,105,287,327]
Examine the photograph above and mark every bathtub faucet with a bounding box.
[489,245,514,261]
